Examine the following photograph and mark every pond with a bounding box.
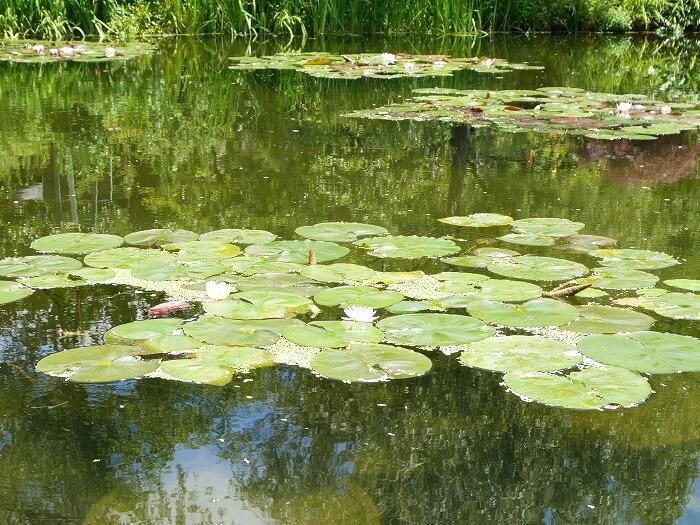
[0,34,699,523]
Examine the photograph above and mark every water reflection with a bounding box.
[0,34,698,523]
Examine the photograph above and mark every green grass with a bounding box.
[0,0,698,39]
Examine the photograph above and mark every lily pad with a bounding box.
[497,233,556,246]
[664,279,700,292]
[487,255,589,282]
[299,263,378,284]
[503,366,653,409]
[0,255,82,277]
[245,240,349,264]
[637,292,700,320]
[69,268,116,282]
[577,331,700,373]
[31,233,123,254]
[222,257,303,276]
[203,291,314,319]
[200,229,277,245]
[563,234,617,253]
[138,335,202,355]
[283,321,383,348]
[83,247,175,269]
[581,267,659,290]
[590,248,679,270]
[158,360,234,386]
[310,342,432,382]
[563,305,655,334]
[442,248,519,269]
[36,345,158,383]
[377,313,495,346]
[162,240,242,261]
[104,319,183,345]
[182,316,291,346]
[21,274,87,288]
[0,281,33,305]
[295,222,389,242]
[123,229,198,248]
[387,300,432,314]
[459,335,582,373]
[467,298,578,328]
[0,40,155,63]
[313,285,403,309]
[131,260,224,281]
[438,213,513,227]
[510,218,585,237]
[355,235,459,259]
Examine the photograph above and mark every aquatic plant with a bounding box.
[0,40,154,62]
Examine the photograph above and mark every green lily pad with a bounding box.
[577,331,700,373]
[295,222,389,242]
[200,229,277,245]
[31,233,123,254]
[503,366,652,409]
[459,335,582,373]
[83,247,175,269]
[158,360,234,386]
[581,267,659,290]
[0,40,155,63]
[442,248,519,269]
[203,291,314,319]
[467,298,578,327]
[563,305,655,334]
[563,234,617,253]
[664,279,700,292]
[283,320,384,348]
[69,268,116,282]
[636,287,668,297]
[162,240,242,261]
[0,255,82,277]
[355,235,459,259]
[223,273,320,295]
[36,345,158,383]
[488,255,589,282]
[123,229,199,248]
[21,274,87,289]
[438,213,513,227]
[245,240,349,264]
[497,233,556,246]
[387,300,432,314]
[510,218,585,237]
[138,335,203,355]
[104,319,183,345]
[576,288,608,298]
[590,248,679,270]
[474,279,543,302]
[313,285,403,309]
[377,313,495,346]
[638,292,700,320]
[222,257,303,275]
[182,316,290,346]
[131,260,224,281]
[310,343,432,382]
[299,263,378,284]
[0,281,33,305]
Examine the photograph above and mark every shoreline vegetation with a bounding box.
[0,0,698,40]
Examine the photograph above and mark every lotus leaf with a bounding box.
[200,229,277,245]
[0,40,155,63]
[36,345,158,383]
[459,335,582,373]
[577,331,700,373]
[0,255,81,277]
[355,235,459,259]
[123,229,198,247]
[503,366,652,409]
[203,291,314,319]
[467,298,578,327]
[637,292,700,320]
[0,281,33,305]
[104,319,183,345]
[131,260,224,281]
[563,305,654,334]
[84,247,175,269]
[664,279,700,292]
[313,285,403,308]
[438,213,513,227]
[138,335,202,355]
[295,222,388,242]
[182,316,292,346]
[31,233,123,254]
[497,233,556,246]
[510,217,585,237]
[245,240,349,264]
[590,248,679,270]
[283,320,384,348]
[21,274,87,288]
[377,313,495,346]
[310,342,432,382]
[581,267,659,290]
[487,255,589,282]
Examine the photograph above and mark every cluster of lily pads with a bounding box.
[1,218,697,410]
[0,40,155,63]
[346,87,700,141]
[229,52,543,80]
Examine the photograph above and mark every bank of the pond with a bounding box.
[0,0,698,39]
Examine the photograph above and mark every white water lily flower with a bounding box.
[342,306,378,323]
[49,48,59,57]
[483,58,495,68]
[59,46,75,57]
[380,52,397,66]
[616,102,633,114]
[29,44,44,54]
[105,47,116,58]
[661,105,672,115]
[205,280,232,300]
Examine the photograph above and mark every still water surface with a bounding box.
[0,34,699,523]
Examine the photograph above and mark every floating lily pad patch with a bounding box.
[0,40,155,63]
[104,319,183,345]
[21,273,87,289]
[309,343,432,382]
[230,52,542,80]
[0,281,33,305]
[131,260,224,282]
[438,213,513,227]
[203,291,315,319]
[314,285,403,309]
[497,232,556,247]
[577,331,700,373]
[200,229,277,245]
[563,234,617,253]
[162,240,242,261]
[295,222,388,242]
[488,255,589,282]
[590,248,679,270]
[31,233,123,255]
[459,335,582,373]
[245,240,349,263]
[377,313,495,346]
[355,235,459,259]
[182,315,292,347]
[578,267,659,290]
[503,366,652,409]
[664,279,700,292]
[283,321,383,348]
[0,255,82,277]
[123,229,198,248]
[511,218,585,237]
[467,298,578,328]
[563,305,654,334]
[346,87,700,141]
[633,292,700,320]
[222,257,303,276]
[442,247,519,269]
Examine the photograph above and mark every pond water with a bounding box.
[0,34,699,523]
